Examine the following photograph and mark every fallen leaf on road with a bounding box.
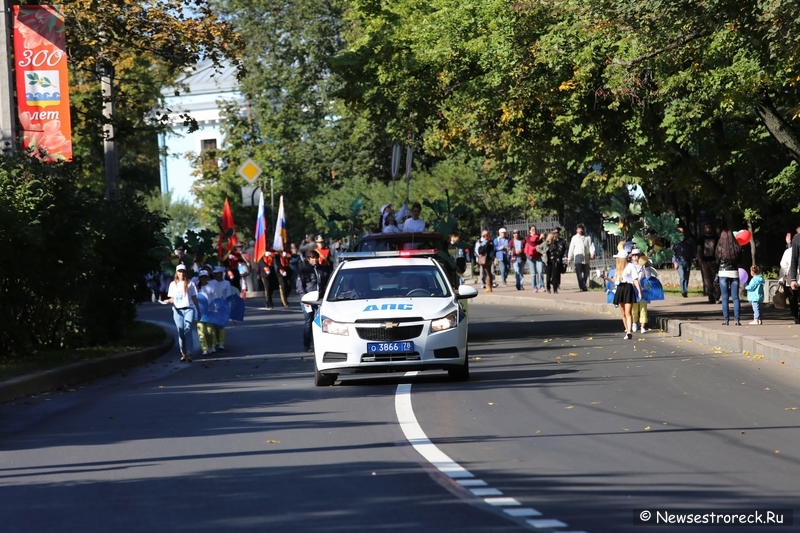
[743,350,750,356]
[590,401,601,405]
[263,440,280,444]
[644,426,651,431]
[569,352,578,357]
[488,402,494,406]
[753,354,764,359]
[622,428,629,432]
[586,337,593,340]
[535,430,542,434]
[765,388,771,391]
[785,407,799,411]
[565,405,574,409]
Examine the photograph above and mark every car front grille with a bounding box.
[355,325,423,341]
[354,317,424,324]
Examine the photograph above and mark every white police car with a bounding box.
[301,249,479,386]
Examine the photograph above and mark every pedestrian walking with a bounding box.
[493,228,510,287]
[745,265,765,325]
[212,266,235,350]
[716,228,742,325]
[781,237,799,322]
[163,264,201,362]
[257,251,277,310]
[611,250,643,340]
[196,270,217,356]
[671,227,694,298]
[475,230,496,292]
[567,223,595,292]
[296,250,331,352]
[524,225,545,291]
[697,223,719,303]
[788,227,800,324]
[511,229,527,290]
[628,249,652,333]
[545,228,567,293]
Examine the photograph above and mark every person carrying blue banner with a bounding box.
[628,249,652,333]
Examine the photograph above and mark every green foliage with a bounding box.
[145,189,200,242]
[0,154,165,355]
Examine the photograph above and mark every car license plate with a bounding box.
[367,341,414,354]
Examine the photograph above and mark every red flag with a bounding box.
[218,197,238,259]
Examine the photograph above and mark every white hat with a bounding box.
[630,248,642,255]
[199,270,210,277]
[380,203,392,215]
[613,250,628,259]
[315,235,325,243]
[499,228,507,234]
[176,264,186,271]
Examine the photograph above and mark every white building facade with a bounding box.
[158,60,244,203]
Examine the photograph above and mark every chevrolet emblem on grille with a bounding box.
[382,322,399,329]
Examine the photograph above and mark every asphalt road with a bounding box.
[1,300,798,532]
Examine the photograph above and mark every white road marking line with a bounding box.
[505,508,543,517]
[395,376,474,480]
[470,487,503,496]
[527,518,568,528]
[457,479,488,487]
[396,371,582,531]
[484,497,520,506]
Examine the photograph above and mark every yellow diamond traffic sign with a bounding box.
[238,158,263,184]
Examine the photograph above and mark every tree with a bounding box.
[59,0,243,194]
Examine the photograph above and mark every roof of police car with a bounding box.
[338,256,439,270]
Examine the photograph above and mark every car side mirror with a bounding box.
[456,285,478,299]
[301,290,321,305]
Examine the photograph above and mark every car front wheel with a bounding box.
[314,359,337,386]
[448,348,469,382]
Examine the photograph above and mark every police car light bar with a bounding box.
[338,249,439,260]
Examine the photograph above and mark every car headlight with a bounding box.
[321,316,349,336]
[430,311,457,332]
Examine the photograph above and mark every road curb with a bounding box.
[0,324,175,404]
[478,294,800,368]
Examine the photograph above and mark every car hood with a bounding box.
[322,297,456,322]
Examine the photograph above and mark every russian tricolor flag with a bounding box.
[254,190,268,262]
[272,195,288,252]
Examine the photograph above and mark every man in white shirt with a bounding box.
[568,223,595,292]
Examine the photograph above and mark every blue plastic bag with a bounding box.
[226,294,245,322]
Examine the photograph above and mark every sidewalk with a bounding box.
[476,272,800,368]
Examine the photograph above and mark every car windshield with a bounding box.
[327,265,451,301]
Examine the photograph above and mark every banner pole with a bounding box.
[0,0,16,151]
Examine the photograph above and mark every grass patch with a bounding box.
[0,321,166,383]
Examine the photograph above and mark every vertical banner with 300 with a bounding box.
[12,5,73,161]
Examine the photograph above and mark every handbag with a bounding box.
[477,254,487,266]
[773,282,787,308]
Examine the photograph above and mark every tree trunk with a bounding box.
[754,96,800,164]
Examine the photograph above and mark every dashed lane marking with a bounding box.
[395,371,588,532]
